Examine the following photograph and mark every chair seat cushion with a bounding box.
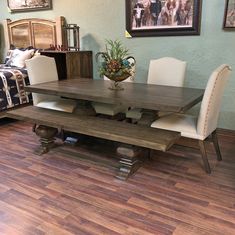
[36,98,77,113]
[126,108,143,119]
[151,113,204,140]
[92,102,127,116]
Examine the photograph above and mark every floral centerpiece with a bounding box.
[96,39,136,90]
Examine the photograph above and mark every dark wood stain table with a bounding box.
[24,79,204,113]
[14,79,205,179]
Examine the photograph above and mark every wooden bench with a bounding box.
[7,106,180,180]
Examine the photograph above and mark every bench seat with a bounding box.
[7,106,180,152]
[7,105,180,180]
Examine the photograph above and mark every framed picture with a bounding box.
[223,0,235,29]
[125,0,202,37]
[7,0,52,13]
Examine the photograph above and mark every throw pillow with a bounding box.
[7,49,34,68]
[4,50,14,64]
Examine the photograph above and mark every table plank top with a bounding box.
[25,79,204,112]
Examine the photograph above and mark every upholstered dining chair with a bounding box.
[25,55,77,113]
[126,57,187,120]
[151,64,232,173]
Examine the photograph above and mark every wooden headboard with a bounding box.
[4,16,66,49]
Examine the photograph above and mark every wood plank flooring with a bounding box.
[0,119,235,235]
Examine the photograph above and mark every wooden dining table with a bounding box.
[13,78,204,179]
[24,78,204,113]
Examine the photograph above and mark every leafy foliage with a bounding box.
[96,40,135,81]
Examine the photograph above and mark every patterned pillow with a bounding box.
[5,45,39,65]
[4,50,14,64]
[6,49,35,68]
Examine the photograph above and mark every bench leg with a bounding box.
[34,125,58,156]
[116,144,148,180]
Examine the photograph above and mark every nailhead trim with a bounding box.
[201,65,231,138]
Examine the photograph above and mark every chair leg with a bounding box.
[32,123,36,132]
[60,129,66,141]
[148,149,153,160]
[211,130,222,161]
[198,140,211,174]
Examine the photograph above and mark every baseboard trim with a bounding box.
[217,128,235,137]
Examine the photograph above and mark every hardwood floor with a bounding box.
[0,119,235,235]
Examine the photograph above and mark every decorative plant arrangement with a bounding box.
[96,39,136,90]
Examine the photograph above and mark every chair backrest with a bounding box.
[25,55,59,105]
[197,64,232,139]
[147,57,187,87]
[26,55,58,84]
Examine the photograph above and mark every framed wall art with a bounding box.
[125,0,202,37]
[7,0,52,13]
[223,0,235,29]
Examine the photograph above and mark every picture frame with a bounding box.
[223,0,235,29]
[125,0,202,37]
[7,0,52,13]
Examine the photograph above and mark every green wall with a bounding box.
[0,0,235,129]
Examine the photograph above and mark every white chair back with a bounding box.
[197,64,231,139]
[147,57,187,87]
[26,55,59,106]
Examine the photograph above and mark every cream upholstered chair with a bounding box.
[25,55,77,113]
[151,64,232,173]
[147,57,187,86]
[126,57,187,120]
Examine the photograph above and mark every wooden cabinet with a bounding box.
[40,51,93,80]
